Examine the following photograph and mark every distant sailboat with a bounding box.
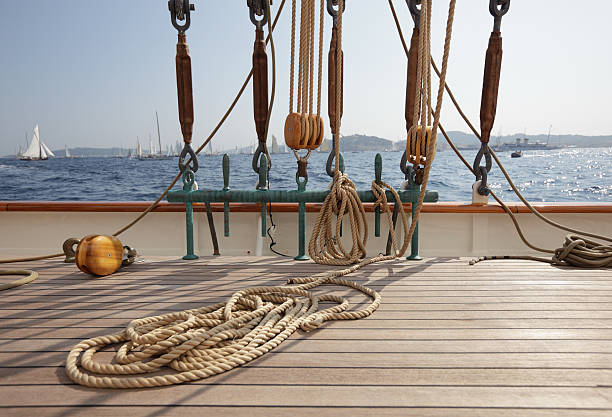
[20,125,55,160]
[271,135,280,153]
[139,111,172,160]
[136,138,143,159]
[65,145,72,158]
[319,139,330,152]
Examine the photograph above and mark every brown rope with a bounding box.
[0,0,287,275]
[65,0,462,389]
[387,0,611,268]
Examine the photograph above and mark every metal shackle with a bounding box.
[168,0,195,33]
[247,0,272,29]
[489,0,510,32]
[407,0,422,27]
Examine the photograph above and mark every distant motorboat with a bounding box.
[511,150,522,158]
[20,125,55,161]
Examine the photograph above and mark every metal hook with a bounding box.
[489,0,510,32]
[179,142,199,173]
[472,143,492,175]
[400,150,410,179]
[252,142,266,173]
[247,0,271,29]
[326,0,347,26]
[475,166,490,196]
[406,0,422,28]
[168,0,195,34]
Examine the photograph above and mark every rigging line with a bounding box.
[113,0,285,237]
[0,0,288,266]
[316,0,324,116]
[262,0,277,166]
[398,0,457,256]
[427,35,612,247]
[387,0,611,266]
[289,0,296,113]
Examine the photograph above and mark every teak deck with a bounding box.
[1,256,611,416]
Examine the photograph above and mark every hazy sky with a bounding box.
[1,1,611,156]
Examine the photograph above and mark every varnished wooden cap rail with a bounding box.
[1,201,611,214]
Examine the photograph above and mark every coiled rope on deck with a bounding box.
[65,273,381,388]
[65,0,459,388]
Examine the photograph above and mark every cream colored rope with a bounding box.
[65,0,460,388]
[0,270,39,291]
[66,273,380,388]
[387,0,611,268]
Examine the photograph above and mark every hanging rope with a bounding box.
[387,0,612,268]
[0,0,288,289]
[285,0,324,152]
[65,0,460,389]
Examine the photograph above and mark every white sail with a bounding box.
[21,125,54,160]
[65,145,71,158]
[137,141,142,158]
[41,142,55,157]
[22,125,42,159]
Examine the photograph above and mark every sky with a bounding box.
[1,1,611,156]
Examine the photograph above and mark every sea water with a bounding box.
[0,147,610,202]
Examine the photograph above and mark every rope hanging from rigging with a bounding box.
[64,0,462,389]
[401,0,434,186]
[284,0,325,154]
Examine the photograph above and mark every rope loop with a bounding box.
[552,235,612,268]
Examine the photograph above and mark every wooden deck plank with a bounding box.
[3,338,612,354]
[0,385,610,409]
[4,309,612,321]
[2,407,612,417]
[2,351,612,369]
[4,366,612,387]
[0,256,611,415]
[3,318,612,329]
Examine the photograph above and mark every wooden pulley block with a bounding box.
[284,113,303,149]
[406,125,432,166]
[299,113,310,149]
[306,115,325,150]
[75,235,125,277]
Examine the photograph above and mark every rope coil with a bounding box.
[65,273,380,388]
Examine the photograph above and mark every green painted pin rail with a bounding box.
[167,153,438,261]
